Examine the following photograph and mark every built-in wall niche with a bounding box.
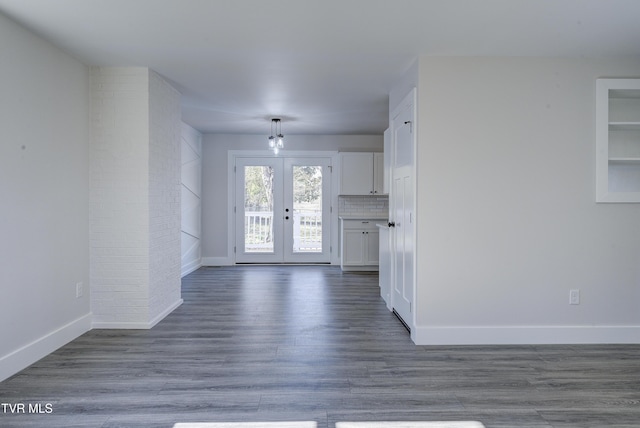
[596,79,640,202]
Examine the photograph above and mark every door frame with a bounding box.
[228,150,339,265]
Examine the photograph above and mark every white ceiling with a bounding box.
[1,0,639,135]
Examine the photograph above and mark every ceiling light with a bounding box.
[268,118,284,154]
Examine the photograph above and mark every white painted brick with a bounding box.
[90,67,181,327]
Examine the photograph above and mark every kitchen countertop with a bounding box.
[338,215,388,220]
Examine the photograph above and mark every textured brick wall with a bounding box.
[90,67,151,325]
[148,71,182,322]
[90,67,182,327]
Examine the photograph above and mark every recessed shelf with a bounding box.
[596,78,640,203]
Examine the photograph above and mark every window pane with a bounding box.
[244,166,274,253]
[292,166,322,253]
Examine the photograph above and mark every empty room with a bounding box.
[1,1,640,427]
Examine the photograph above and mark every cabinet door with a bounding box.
[340,153,374,195]
[365,230,380,265]
[383,128,391,194]
[342,229,365,265]
[373,152,385,195]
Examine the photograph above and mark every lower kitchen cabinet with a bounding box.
[340,219,379,271]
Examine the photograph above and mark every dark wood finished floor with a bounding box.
[1,266,639,427]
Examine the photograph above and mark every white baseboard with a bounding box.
[412,325,640,345]
[149,298,183,328]
[181,259,202,277]
[202,256,234,266]
[92,298,183,330]
[0,313,92,382]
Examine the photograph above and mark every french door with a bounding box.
[235,156,331,263]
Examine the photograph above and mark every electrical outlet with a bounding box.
[569,289,580,305]
[76,282,83,298]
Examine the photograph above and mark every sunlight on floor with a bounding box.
[336,423,485,428]
[173,422,485,428]
[173,423,317,428]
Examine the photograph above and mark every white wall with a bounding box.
[201,134,383,264]
[90,67,151,327]
[181,123,202,276]
[413,56,640,344]
[0,13,91,381]
[90,67,182,329]
[148,71,183,323]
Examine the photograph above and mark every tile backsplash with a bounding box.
[338,195,389,218]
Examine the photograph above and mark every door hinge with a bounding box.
[328,165,333,173]
[234,165,236,173]
[234,206,237,213]
[330,245,332,253]
[234,246,236,253]
[330,206,333,213]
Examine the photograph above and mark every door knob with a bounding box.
[285,216,289,220]
[388,221,395,227]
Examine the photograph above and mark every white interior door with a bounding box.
[390,91,415,328]
[235,156,331,263]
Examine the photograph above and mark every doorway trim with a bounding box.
[227,150,340,265]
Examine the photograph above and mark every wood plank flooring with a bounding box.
[1,265,639,428]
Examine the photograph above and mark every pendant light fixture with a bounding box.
[268,118,284,154]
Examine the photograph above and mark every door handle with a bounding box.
[388,221,395,227]
[285,216,289,220]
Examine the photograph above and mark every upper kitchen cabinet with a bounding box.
[339,152,386,195]
[596,78,640,203]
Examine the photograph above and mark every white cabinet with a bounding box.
[340,219,379,271]
[382,128,391,194]
[378,225,391,309]
[339,152,386,195]
[374,152,385,195]
[596,78,640,203]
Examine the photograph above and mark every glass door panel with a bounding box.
[235,158,283,263]
[284,158,331,263]
[292,165,323,253]
[243,165,275,254]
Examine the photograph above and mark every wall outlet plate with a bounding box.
[569,289,580,305]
